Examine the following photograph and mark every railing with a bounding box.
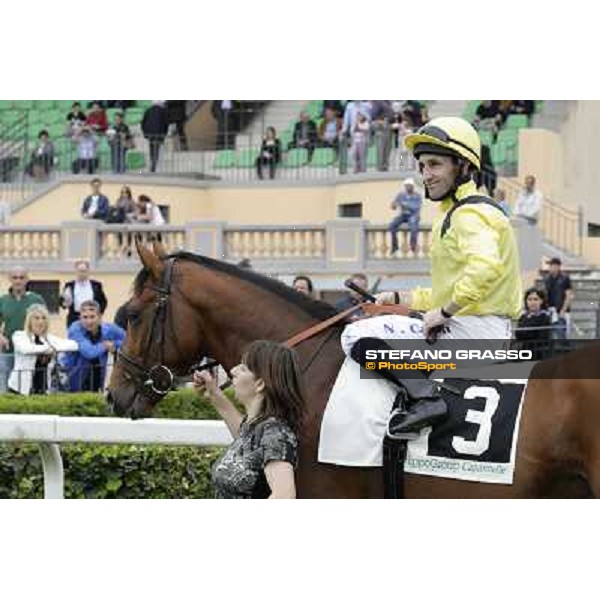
[0,226,61,260]
[500,178,583,256]
[224,225,326,261]
[366,225,433,260]
[0,415,231,499]
[98,225,186,260]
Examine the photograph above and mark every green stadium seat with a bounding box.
[47,122,66,139]
[504,114,529,129]
[236,148,258,168]
[213,149,236,168]
[126,108,144,125]
[496,128,519,148]
[478,130,494,147]
[490,143,507,167]
[106,108,121,124]
[283,148,308,168]
[463,100,480,120]
[127,151,146,170]
[367,145,378,168]
[0,100,12,111]
[306,100,323,120]
[311,147,335,167]
[279,130,293,151]
[12,100,34,110]
[36,100,57,111]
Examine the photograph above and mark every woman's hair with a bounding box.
[24,304,50,336]
[138,194,152,204]
[242,340,305,436]
[266,126,277,138]
[524,287,547,309]
[120,186,132,199]
[293,275,313,294]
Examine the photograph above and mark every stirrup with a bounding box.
[386,408,420,441]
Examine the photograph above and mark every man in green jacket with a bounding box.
[0,267,46,392]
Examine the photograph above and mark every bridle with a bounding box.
[116,256,414,407]
[117,257,205,406]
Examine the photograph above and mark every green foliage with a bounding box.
[0,443,225,499]
[0,388,232,498]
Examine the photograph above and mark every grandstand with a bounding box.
[1,100,599,340]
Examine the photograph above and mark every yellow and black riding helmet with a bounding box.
[405,116,481,171]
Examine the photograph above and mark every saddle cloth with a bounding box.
[318,357,528,485]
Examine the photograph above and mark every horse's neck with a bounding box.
[199,295,318,370]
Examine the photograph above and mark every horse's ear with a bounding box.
[152,236,167,260]
[135,235,163,280]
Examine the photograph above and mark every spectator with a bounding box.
[72,125,99,175]
[341,100,372,138]
[475,143,497,195]
[510,100,535,123]
[255,127,281,180]
[390,101,409,147]
[141,101,169,173]
[0,267,46,393]
[335,273,368,312]
[26,130,55,179]
[66,102,87,137]
[63,300,125,392]
[350,111,370,173]
[81,178,110,221]
[514,174,543,225]
[515,288,552,360]
[106,184,136,225]
[493,188,510,215]
[543,257,574,340]
[86,101,108,135]
[317,108,342,152]
[370,100,394,171]
[211,100,238,150]
[166,100,188,151]
[322,101,344,118]
[107,112,133,174]
[292,275,314,298]
[388,177,422,256]
[402,101,426,129]
[290,111,318,158]
[135,194,165,225]
[60,260,108,329]
[8,304,77,396]
[473,100,503,133]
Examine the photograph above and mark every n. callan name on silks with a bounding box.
[364,349,532,361]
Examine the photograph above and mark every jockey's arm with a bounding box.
[375,286,433,310]
[451,212,504,310]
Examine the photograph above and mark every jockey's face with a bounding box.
[418,153,460,201]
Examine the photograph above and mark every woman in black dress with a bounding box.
[193,340,304,498]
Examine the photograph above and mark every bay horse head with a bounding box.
[107,236,211,418]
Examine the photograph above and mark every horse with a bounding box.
[107,239,600,498]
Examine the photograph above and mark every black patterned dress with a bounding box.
[212,415,299,499]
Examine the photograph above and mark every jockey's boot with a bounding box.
[351,337,448,434]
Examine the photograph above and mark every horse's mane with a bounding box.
[134,251,339,321]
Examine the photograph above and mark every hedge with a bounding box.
[0,389,229,498]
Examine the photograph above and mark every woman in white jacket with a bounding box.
[8,304,78,395]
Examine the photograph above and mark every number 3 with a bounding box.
[452,386,499,456]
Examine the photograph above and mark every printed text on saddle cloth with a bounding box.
[341,314,513,356]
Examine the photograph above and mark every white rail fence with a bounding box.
[0,415,232,499]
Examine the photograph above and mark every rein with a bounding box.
[117,256,423,404]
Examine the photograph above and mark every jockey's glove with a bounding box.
[423,307,450,334]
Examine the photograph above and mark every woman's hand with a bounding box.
[192,369,219,400]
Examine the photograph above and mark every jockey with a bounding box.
[341,116,523,435]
